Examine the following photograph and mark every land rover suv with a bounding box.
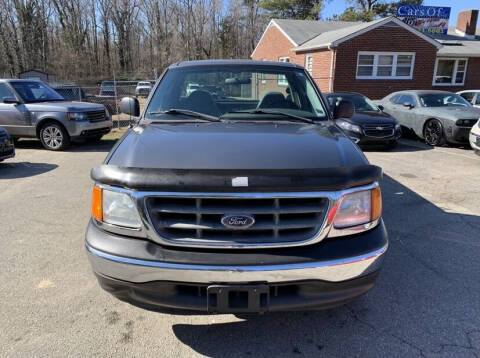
[86,60,388,313]
[0,79,112,150]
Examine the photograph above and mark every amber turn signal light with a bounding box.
[91,186,103,222]
[371,187,382,221]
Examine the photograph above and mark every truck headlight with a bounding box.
[67,112,88,121]
[91,187,141,228]
[330,187,382,229]
[336,120,361,133]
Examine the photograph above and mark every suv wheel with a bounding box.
[423,119,445,146]
[40,123,70,151]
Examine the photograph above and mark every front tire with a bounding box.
[39,123,70,151]
[423,119,445,146]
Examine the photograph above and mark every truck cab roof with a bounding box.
[169,59,304,70]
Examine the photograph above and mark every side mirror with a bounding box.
[3,97,19,104]
[403,102,414,109]
[377,104,384,111]
[120,96,140,117]
[333,100,355,119]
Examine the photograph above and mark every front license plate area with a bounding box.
[207,284,270,313]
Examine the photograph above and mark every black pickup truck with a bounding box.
[86,60,388,313]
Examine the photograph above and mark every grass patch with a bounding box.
[103,127,129,141]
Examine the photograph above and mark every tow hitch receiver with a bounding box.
[207,284,270,313]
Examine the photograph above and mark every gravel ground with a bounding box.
[0,137,479,358]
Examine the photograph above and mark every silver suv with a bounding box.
[0,79,113,150]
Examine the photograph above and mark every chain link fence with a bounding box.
[49,81,152,128]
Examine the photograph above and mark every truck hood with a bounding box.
[107,122,368,170]
[24,101,105,112]
[417,106,480,120]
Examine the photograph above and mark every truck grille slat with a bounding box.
[149,201,327,214]
[145,196,329,246]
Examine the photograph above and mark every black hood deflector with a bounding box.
[91,165,382,192]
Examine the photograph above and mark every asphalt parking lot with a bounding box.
[1,137,479,358]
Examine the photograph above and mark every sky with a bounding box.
[322,0,480,26]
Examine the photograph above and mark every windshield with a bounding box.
[138,82,151,86]
[419,93,471,107]
[11,81,64,103]
[327,93,378,112]
[145,65,328,121]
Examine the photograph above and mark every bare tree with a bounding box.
[0,0,269,81]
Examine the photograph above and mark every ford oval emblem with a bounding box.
[221,214,255,230]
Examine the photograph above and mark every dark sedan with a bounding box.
[0,126,15,161]
[326,93,401,148]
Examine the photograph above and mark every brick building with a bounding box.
[251,10,480,99]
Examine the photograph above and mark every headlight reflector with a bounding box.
[336,120,361,133]
[91,187,141,228]
[332,187,382,229]
[67,112,88,121]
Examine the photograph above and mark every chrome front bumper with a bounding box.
[86,242,387,284]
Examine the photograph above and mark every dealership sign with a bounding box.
[396,5,451,35]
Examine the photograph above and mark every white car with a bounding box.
[457,90,480,108]
[135,81,152,97]
[470,119,480,153]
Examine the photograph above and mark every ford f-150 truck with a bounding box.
[86,60,388,313]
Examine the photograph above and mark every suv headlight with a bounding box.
[67,112,87,121]
[336,120,361,133]
[91,187,142,229]
[328,187,382,235]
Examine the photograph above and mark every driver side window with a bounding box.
[459,92,474,103]
[395,94,415,107]
[0,83,15,102]
[475,94,480,105]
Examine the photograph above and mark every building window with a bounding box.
[433,58,468,86]
[356,52,415,79]
[305,54,313,74]
[278,57,289,86]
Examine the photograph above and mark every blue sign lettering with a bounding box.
[396,5,451,35]
[396,5,450,19]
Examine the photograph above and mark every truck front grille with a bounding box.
[145,195,330,247]
[363,124,394,138]
[87,110,106,122]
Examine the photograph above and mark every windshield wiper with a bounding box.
[223,109,315,124]
[148,108,220,122]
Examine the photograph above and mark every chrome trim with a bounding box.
[94,182,380,249]
[86,243,388,283]
[328,218,380,238]
[93,219,146,238]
